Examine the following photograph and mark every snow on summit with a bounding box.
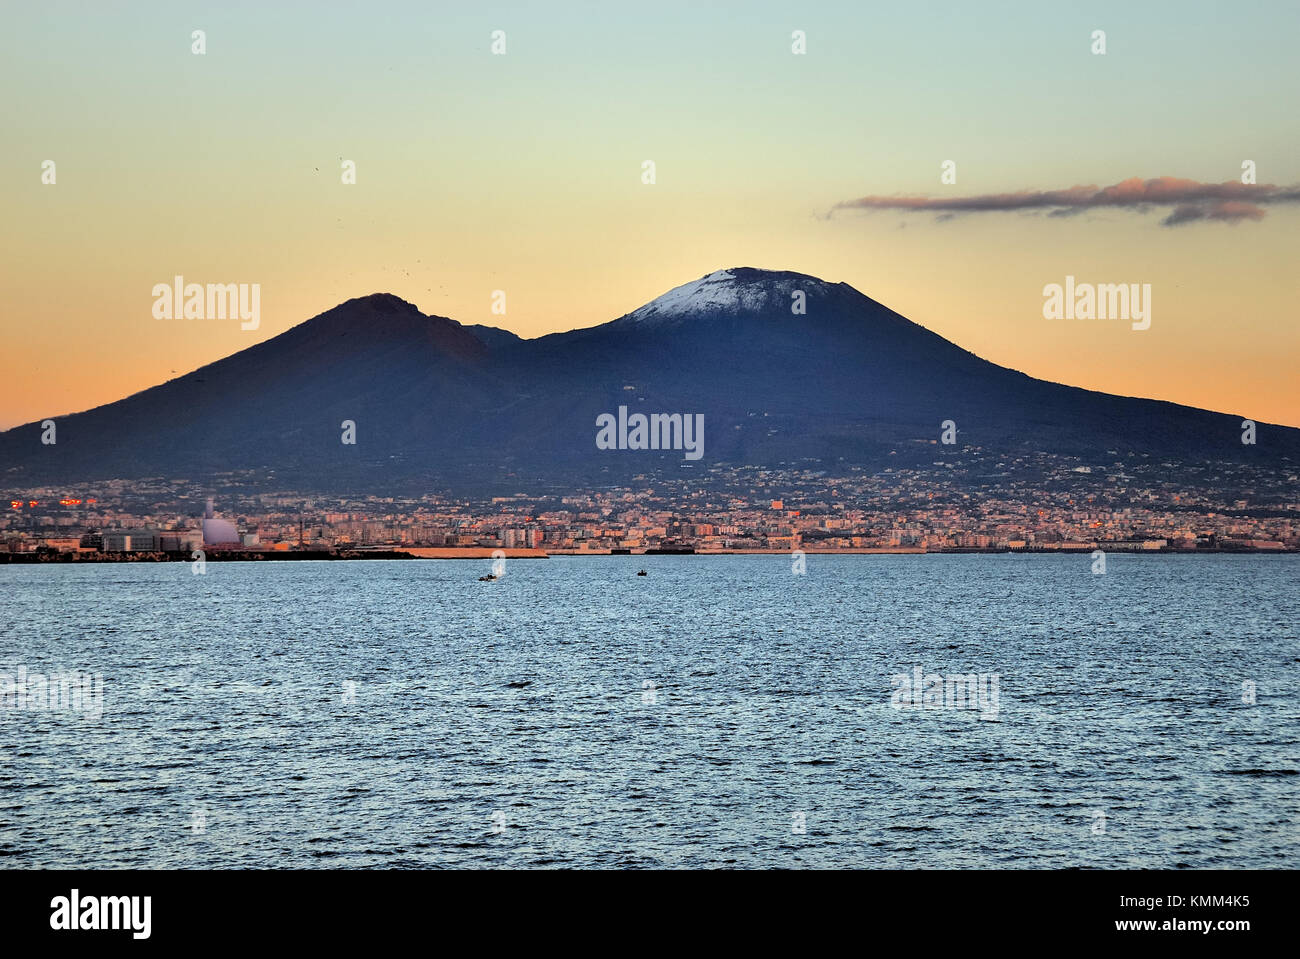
[618,268,831,327]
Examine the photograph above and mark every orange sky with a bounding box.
[2,2,1297,429]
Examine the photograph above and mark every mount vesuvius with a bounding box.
[2,268,1294,493]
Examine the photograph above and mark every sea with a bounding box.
[1,554,1296,868]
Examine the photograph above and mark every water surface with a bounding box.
[1,554,1296,868]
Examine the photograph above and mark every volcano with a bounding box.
[1,268,1294,493]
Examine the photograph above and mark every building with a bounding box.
[102,529,161,552]
[201,498,240,546]
[159,530,202,552]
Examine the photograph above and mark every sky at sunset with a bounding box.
[2,0,1298,429]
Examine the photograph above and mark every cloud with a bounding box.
[832,176,1300,227]
[1161,200,1268,227]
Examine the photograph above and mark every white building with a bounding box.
[201,498,240,546]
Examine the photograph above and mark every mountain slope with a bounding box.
[487,268,1292,469]
[2,294,502,485]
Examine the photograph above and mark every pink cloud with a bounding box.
[833,177,1300,226]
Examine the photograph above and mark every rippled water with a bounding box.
[1,554,1297,868]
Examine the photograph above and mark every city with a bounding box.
[4,446,1295,560]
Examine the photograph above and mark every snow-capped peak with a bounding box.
[616,268,833,327]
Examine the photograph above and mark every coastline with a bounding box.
[1,546,1293,563]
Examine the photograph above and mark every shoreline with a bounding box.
[0,546,1294,563]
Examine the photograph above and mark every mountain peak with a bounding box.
[616,267,838,327]
[303,291,429,336]
[339,292,421,313]
[287,292,488,361]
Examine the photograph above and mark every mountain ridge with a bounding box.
[1,268,1294,493]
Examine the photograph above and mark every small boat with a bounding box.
[636,569,647,576]
[478,574,498,581]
